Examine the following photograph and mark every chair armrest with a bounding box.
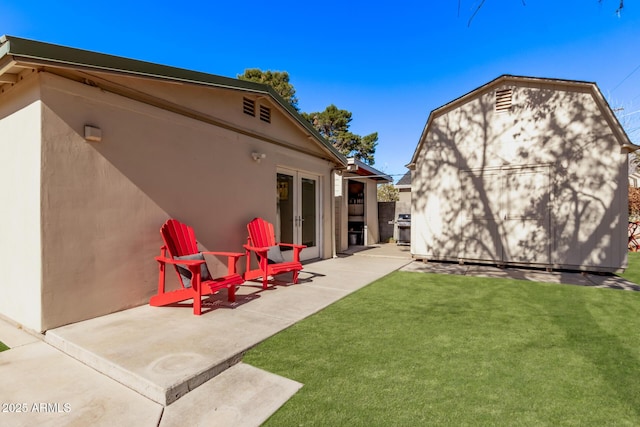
[202,251,244,259]
[277,243,306,263]
[243,244,269,255]
[278,243,307,250]
[202,251,244,275]
[155,256,205,266]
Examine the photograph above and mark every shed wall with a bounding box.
[412,82,628,272]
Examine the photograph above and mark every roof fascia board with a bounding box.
[346,157,392,182]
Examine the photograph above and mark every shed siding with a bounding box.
[413,81,628,272]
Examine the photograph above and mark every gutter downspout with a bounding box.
[330,168,337,258]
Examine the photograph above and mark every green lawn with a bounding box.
[0,341,8,352]
[245,269,640,426]
[620,251,640,284]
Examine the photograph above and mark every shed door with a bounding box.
[502,166,550,264]
[460,166,550,264]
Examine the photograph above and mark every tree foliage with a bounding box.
[377,183,399,202]
[238,68,300,111]
[630,187,640,220]
[302,105,378,164]
[240,69,378,164]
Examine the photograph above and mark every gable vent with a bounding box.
[495,89,513,113]
[259,105,271,123]
[243,97,255,116]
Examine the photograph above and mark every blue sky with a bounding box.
[3,0,640,180]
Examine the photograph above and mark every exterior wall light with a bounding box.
[251,152,266,163]
[84,125,102,142]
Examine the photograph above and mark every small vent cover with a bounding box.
[495,89,513,112]
[243,98,255,116]
[259,105,271,123]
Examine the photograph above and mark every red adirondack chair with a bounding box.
[151,219,244,315]
[244,217,306,289]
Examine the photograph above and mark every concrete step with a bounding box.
[160,363,302,427]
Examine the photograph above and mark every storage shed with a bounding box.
[408,75,637,272]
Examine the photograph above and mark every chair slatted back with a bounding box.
[161,219,199,257]
[247,217,276,248]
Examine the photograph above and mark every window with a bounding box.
[243,97,255,116]
[495,88,513,113]
[259,105,271,123]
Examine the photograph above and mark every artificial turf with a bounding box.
[244,270,640,426]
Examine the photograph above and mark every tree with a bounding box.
[239,70,378,164]
[630,187,640,221]
[302,105,378,164]
[238,69,300,111]
[377,183,399,202]
[464,0,624,26]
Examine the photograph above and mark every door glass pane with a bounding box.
[301,177,316,247]
[277,173,294,247]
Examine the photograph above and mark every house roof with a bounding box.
[344,158,392,182]
[0,35,347,167]
[395,170,411,187]
[407,74,639,168]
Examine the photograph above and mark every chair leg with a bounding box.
[193,282,202,316]
[293,270,299,284]
[262,274,269,290]
[228,285,236,303]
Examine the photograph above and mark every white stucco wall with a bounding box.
[412,81,628,272]
[0,75,43,330]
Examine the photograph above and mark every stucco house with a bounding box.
[334,157,391,251]
[0,35,347,332]
[408,75,637,273]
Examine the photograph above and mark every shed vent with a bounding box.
[495,89,513,113]
[243,97,255,116]
[259,105,271,123]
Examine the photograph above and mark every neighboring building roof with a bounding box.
[395,170,411,188]
[0,35,347,167]
[345,158,392,182]
[407,74,639,168]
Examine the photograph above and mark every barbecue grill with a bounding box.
[396,213,411,245]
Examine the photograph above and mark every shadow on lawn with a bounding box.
[538,287,640,417]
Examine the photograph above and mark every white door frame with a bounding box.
[276,167,321,261]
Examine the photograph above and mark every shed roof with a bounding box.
[0,35,347,166]
[408,74,638,168]
[344,158,392,182]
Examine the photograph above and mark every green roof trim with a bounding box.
[0,35,347,166]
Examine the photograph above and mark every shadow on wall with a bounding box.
[414,85,626,271]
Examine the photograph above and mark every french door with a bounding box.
[276,168,320,260]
